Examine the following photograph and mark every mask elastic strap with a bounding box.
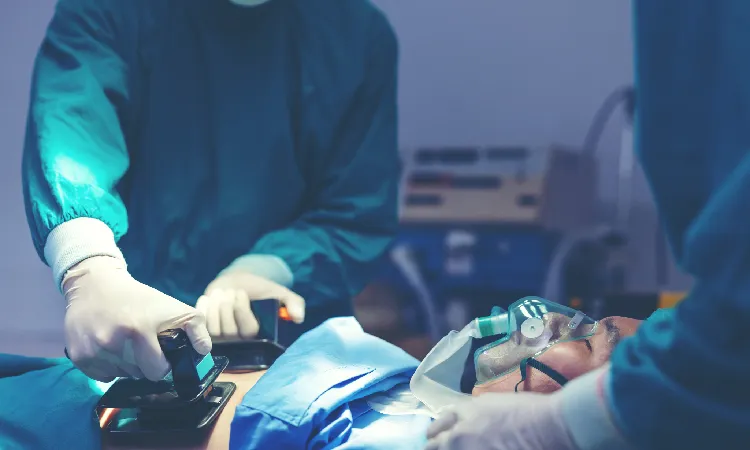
[514,357,569,392]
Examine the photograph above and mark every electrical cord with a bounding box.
[582,85,635,157]
[544,86,636,304]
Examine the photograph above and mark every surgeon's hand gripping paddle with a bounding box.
[95,329,236,438]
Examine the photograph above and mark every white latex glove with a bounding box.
[424,392,577,450]
[195,270,305,342]
[63,256,212,383]
[425,367,633,450]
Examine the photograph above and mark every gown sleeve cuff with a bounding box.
[222,254,294,288]
[560,365,634,450]
[44,217,125,291]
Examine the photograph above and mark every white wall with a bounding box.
[0,2,62,355]
[376,0,634,151]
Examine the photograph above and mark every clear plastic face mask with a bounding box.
[474,297,597,385]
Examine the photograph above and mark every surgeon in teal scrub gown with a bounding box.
[22,0,399,383]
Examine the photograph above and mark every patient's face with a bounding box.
[472,316,641,395]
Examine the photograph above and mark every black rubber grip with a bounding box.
[158,329,202,398]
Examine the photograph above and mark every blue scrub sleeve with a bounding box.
[606,2,750,447]
[248,14,400,306]
[22,0,132,262]
[0,356,103,450]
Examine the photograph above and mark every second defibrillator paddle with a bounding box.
[210,298,287,371]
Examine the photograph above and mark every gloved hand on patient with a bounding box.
[196,259,306,342]
[425,390,576,450]
[63,256,213,383]
[424,366,632,450]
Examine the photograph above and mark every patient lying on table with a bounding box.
[0,308,647,450]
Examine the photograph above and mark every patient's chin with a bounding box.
[471,371,561,395]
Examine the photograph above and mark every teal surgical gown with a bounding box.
[608,2,750,448]
[22,0,399,322]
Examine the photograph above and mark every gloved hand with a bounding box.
[195,269,305,342]
[63,256,212,383]
[424,391,577,450]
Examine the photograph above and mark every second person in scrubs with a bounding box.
[22,0,399,382]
